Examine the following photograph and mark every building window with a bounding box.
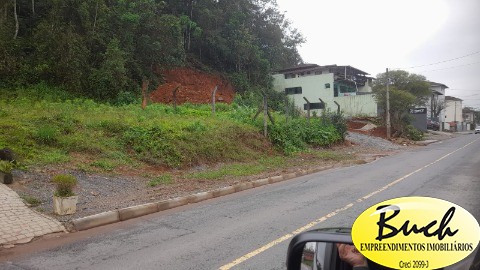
[285,87,302,95]
[325,83,330,89]
[304,102,325,110]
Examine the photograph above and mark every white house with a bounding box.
[444,96,463,131]
[427,81,448,130]
[272,64,377,117]
[463,110,475,130]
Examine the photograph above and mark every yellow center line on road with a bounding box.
[219,137,480,270]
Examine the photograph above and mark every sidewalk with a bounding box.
[0,183,65,248]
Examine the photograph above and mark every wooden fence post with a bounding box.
[263,95,268,137]
[303,97,310,124]
[211,85,218,116]
[253,95,274,137]
[333,101,340,114]
[172,86,180,112]
[285,96,289,123]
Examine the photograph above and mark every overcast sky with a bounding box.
[275,0,480,109]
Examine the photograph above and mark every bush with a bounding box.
[122,126,184,167]
[405,125,424,141]
[320,111,347,141]
[52,174,77,197]
[0,160,14,173]
[20,194,42,206]
[268,117,343,154]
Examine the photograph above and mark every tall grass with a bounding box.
[0,86,271,170]
[0,85,346,171]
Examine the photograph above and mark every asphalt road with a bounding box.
[1,134,479,270]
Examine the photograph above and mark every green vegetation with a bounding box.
[186,157,286,180]
[310,150,349,161]
[51,174,78,197]
[0,0,303,103]
[148,174,174,187]
[373,70,430,137]
[405,125,424,141]
[0,1,352,178]
[186,151,351,181]
[268,112,347,154]
[0,86,347,173]
[0,160,14,173]
[20,194,42,207]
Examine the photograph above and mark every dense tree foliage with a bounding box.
[0,0,303,102]
[373,70,431,134]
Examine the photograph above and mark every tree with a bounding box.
[0,0,304,103]
[431,95,445,119]
[88,38,127,100]
[13,0,18,39]
[373,70,431,135]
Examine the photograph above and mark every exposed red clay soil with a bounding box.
[347,118,389,139]
[150,68,236,105]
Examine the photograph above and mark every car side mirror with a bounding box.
[286,228,353,270]
[287,228,479,270]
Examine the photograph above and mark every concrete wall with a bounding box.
[357,78,373,93]
[444,100,463,123]
[272,73,335,114]
[443,100,464,131]
[333,94,378,117]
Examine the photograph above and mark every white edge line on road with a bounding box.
[218,137,480,270]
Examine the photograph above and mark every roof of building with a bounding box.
[429,81,449,89]
[275,64,369,76]
[274,63,319,73]
[445,96,463,101]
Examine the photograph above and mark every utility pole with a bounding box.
[386,68,391,139]
[454,100,457,131]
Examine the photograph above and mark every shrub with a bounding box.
[52,174,77,197]
[268,117,343,154]
[405,125,424,141]
[20,194,42,206]
[0,160,14,173]
[122,126,183,167]
[321,111,348,141]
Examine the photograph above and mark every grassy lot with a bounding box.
[0,85,348,180]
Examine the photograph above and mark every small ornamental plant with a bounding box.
[0,160,14,173]
[52,174,77,197]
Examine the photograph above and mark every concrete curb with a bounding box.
[119,203,159,221]
[72,211,120,231]
[212,186,236,198]
[187,191,214,204]
[416,139,439,146]
[158,197,188,211]
[268,175,283,184]
[70,166,333,232]
[283,173,297,180]
[233,182,254,192]
[252,178,269,187]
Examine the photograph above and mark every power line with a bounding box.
[395,50,480,70]
[417,61,480,73]
[448,89,480,91]
[457,94,480,98]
